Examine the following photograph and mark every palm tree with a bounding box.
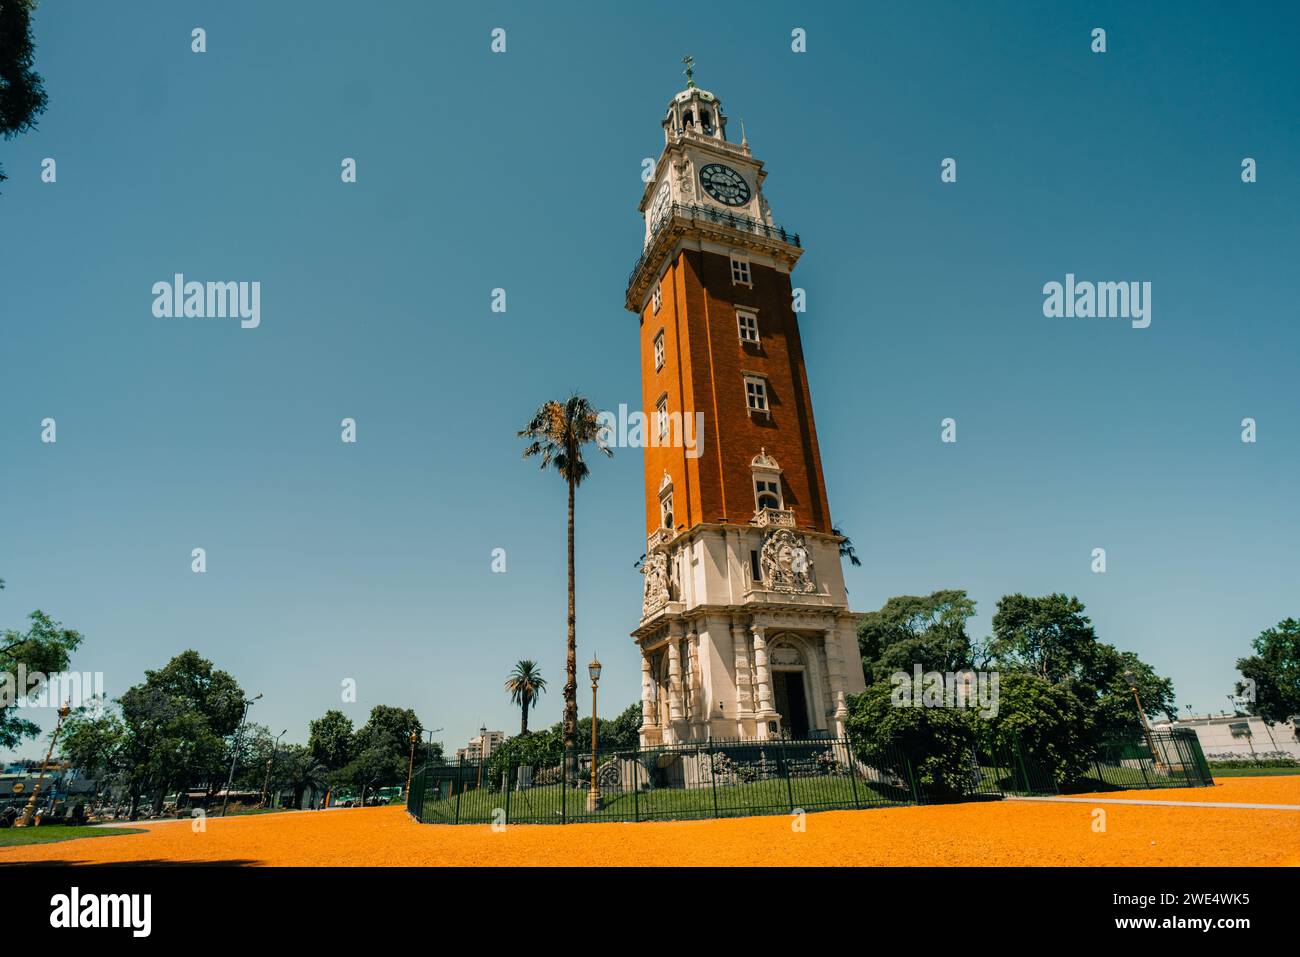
[505,660,547,735]
[832,527,862,567]
[518,394,612,770]
[282,746,328,809]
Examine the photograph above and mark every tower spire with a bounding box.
[682,54,695,88]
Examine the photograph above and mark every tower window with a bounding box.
[755,478,782,512]
[700,110,713,133]
[653,330,665,371]
[730,256,752,286]
[656,396,669,441]
[744,375,769,414]
[652,281,662,314]
[737,309,759,344]
[750,550,761,580]
[661,491,674,529]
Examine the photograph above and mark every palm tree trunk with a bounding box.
[564,472,577,778]
[520,696,529,735]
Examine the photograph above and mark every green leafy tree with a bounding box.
[60,698,126,779]
[981,672,1092,784]
[118,650,244,817]
[504,660,547,734]
[519,394,613,768]
[308,709,355,771]
[604,701,643,750]
[337,705,422,802]
[280,745,328,809]
[0,0,49,190]
[855,590,976,684]
[985,594,1175,784]
[1,609,84,748]
[986,593,1101,683]
[1236,618,1300,725]
[845,679,980,799]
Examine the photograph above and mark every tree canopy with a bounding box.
[0,0,49,188]
[1236,617,1300,725]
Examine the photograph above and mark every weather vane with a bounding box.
[683,54,695,88]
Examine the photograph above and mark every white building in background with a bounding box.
[1151,713,1300,760]
[456,730,504,763]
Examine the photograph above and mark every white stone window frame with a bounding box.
[653,329,665,371]
[658,472,675,530]
[754,476,783,512]
[656,393,669,441]
[743,373,769,416]
[736,307,760,344]
[652,279,663,314]
[730,254,752,287]
[751,448,784,513]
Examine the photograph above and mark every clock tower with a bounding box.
[627,63,866,745]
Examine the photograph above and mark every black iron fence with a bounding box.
[406,728,1212,825]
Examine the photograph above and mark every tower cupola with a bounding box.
[662,56,728,143]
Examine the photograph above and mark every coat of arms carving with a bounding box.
[759,528,816,594]
[641,551,671,616]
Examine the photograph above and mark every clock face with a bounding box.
[699,163,751,207]
[651,181,671,225]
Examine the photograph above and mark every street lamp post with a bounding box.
[260,728,287,808]
[406,728,419,798]
[476,723,487,790]
[1124,669,1166,771]
[221,693,262,817]
[18,703,71,828]
[587,656,602,813]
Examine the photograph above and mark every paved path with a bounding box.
[1008,795,1300,811]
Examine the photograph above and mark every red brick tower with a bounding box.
[626,65,865,744]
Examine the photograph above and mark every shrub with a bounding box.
[846,679,980,799]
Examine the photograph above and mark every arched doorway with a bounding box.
[768,641,812,738]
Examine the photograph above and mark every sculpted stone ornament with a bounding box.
[641,551,671,616]
[760,528,816,594]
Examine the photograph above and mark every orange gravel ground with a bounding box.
[2,776,1296,867]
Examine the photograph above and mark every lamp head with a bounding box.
[588,656,602,684]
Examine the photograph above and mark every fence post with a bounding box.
[561,750,568,824]
[778,737,795,812]
[454,755,463,826]
[633,746,641,823]
[902,746,922,805]
[504,761,512,825]
[844,736,861,809]
[1137,745,1152,789]
[1012,737,1033,793]
[706,741,719,818]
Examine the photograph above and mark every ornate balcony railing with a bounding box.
[627,203,801,293]
[751,507,796,528]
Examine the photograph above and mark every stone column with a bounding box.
[640,651,658,733]
[667,626,685,723]
[731,620,754,717]
[823,626,849,735]
[751,624,776,721]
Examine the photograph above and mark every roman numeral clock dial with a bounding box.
[699,163,751,206]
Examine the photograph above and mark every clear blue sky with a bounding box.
[3,1,1297,760]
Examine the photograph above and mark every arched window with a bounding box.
[750,449,785,515]
[658,472,674,529]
